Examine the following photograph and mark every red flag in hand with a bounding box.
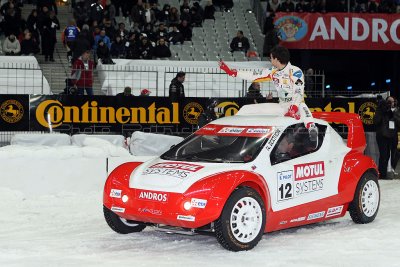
[219,60,237,77]
[284,105,300,120]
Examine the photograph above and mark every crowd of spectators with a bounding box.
[67,0,221,63]
[0,0,59,60]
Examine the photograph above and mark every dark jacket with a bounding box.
[374,101,400,138]
[169,77,185,102]
[153,44,171,58]
[230,36,250,53]
[110,40,126,58]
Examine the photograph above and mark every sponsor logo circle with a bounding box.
[0,99,24,123]
[275,15,308,42]
[358,102,377,125]
[183,102,204,124]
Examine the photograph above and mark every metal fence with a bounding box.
[0,61,390,98]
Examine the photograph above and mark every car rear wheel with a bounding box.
[103,206,146,234]
[349,172,380,224]
[215,187,266,251]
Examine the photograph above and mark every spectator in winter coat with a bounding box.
[41,10,60,61]
[116,22,129,40]
[168,26,184,45]
[20,32,39,56]
[137,37,153,59]
[153,38,171,58]
[177,20,192,41]
[203,0,215,20]
[96,39,111,63]
[169,71,186,102]
[230,30,250,53]
[26,9,40,46]
[90,0,104,25]
[110,36,126,58]
[94,29,111,50]
[3,34,21,55]
[71,50,95,95]
[154,23,168,40]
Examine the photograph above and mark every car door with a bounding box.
[268,123,331,212]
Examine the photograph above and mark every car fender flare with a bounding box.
[339,153,378,202]
[185,170,271,221]
[104,162,144,205]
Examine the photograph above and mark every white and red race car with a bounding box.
[103,103,380,251]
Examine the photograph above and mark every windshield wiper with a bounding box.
[180,155,224,163]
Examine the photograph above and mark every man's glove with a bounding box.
[284,105,300,120]
[219,60,237,77]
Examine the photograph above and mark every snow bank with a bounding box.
[129,131,184,156]
[11,133,71,146]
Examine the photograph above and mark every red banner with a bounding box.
[274,12,400,50]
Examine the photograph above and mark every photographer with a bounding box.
[374,96,400,179]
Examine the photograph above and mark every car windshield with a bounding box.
[161,133,269,163]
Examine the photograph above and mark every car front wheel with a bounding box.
[349,172,380,224]
[215,187,266,251]
[103,206,146,234]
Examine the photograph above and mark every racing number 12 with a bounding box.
[279,183,292,200]
[277,170,294,201]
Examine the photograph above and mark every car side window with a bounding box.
[270,123,327,165]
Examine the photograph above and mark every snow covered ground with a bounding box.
[1,143,400,266]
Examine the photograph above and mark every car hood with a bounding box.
[129,157,250,193]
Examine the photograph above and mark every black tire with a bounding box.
[215,187,266,251]
[103,206,146,234]
[349,172,380,224]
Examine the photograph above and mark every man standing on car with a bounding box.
[219,45,318,141]
[169,71,186,102]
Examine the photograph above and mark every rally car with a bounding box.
[103,103,380,251]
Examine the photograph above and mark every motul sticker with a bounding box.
[218,127,245,134]
[149,162,203,172]
[326,205,344,218]
[294,161,325,181]
[110,189,122,198]
[137,190,168,202]
[111,206,125,213]
[177,215,195,222]
[143,162,204,179]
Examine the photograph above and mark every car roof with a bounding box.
[213,103,328,127]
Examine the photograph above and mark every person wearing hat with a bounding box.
[169,71,185,102]
[71,50,95,95]
[140,88,151,96]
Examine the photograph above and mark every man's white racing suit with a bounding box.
[236,62,315,129]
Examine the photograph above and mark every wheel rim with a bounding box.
[230,197,263,243]
[119,217,140,227]
[361,180,380,217]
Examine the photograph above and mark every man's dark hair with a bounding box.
[270,45,290,65]
[238,30,243,35]
[176,71,186,78]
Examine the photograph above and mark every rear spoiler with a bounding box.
[312,112,366,153]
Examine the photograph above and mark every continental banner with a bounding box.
[0,94,29,131]
[274,12,400,50]
[26,95,378,134]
